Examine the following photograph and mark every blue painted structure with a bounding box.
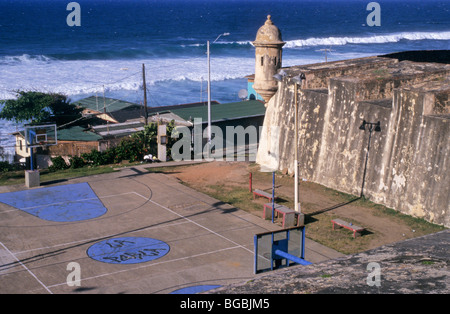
[274,249,312,266]
[170,285,221,294]
[254,226,310,274]
[29,129,35,170]
[247,81,264,101]
[0,182,107,222]
[87,237,170,264]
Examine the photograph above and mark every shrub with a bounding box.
[49,156,69,171]
[82,149,108,166]
[40,120,176,171]
[115,137,145,162]
[0,161,13,172]
[68,156,86,169]
[102,147,118,164]
[0,161,26,172]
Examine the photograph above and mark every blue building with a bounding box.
[246,74,264,101]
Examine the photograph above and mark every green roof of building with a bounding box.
[74,96,141,113]
[57,126,103,142]
[154,100,266,123]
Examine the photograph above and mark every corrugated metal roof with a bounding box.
[149,112,193,126]
[57,126,103,142]
[92,121,145,138]
[65,98,266,142]
[96,127,144,138]
[152,100,266,123]
[75,97,265,126]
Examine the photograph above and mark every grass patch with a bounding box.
[304,213,375,254]
[205,184,262,213]
[319,186,445,237]
[136,162,446,254]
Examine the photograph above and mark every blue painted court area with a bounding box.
[0,182,107,222]
[170,285,222,294]
[87,237,170,264]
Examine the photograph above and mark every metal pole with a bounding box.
[294,84,299,213]
[272,172,275,224]
[207,40,211,159]
[30,148,33,171]
[142,63,148,125]
[274,249,312,266]
[29,131,34,171]
[253,235,258,274]
[270,233,274,271]
[301,226,306,259]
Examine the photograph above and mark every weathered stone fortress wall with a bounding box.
[257,56,450,227]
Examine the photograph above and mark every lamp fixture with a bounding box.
[273,69,287,82]
[359,120,382,197]
[359,120,381,132]
[292,73,306,85]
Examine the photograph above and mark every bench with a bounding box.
[253,189,276,202]
[331,218,365,238]
[263,203,299,228]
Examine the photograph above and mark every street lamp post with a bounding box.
[207,32,230,158]
[359,120,381,197]
[292,73,305,219]
[273,70,306,225]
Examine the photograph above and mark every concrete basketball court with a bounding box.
[0,164,343,294]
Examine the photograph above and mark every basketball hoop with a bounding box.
[38,141,48,150]
[24,124,58,171]
[24,124,57,148]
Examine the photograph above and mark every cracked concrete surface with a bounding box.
[212,229,449,294]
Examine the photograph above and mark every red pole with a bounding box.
[249,172,252,192]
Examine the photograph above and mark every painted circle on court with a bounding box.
[87,237,170,264]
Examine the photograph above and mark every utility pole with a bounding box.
[317,48,333,63]
[103,85,109,135]
[142,63,149,125]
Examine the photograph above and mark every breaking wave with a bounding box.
[0,54,256,100]
[284,31,450,48]
[180,31,450,49]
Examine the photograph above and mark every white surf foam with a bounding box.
[284,31,450,48]
[0,55,258,100]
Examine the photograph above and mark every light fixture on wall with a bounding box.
[273,69,287,82]
[292,72,306,85]
[359,120,381,132]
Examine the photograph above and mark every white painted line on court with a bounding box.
[20,192,137,210]
[0,241,53,294]
[21,197,99,210]
[2,189,255,291]
[47,245,242,289]
[133,192,254,255]
[0,192,136,214]
[13,220,191,255]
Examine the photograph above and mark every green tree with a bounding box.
[0,90,83,126]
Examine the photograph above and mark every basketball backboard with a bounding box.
[254,226,310,274]
[24,124,57,148]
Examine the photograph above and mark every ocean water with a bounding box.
[0,0,449,157]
